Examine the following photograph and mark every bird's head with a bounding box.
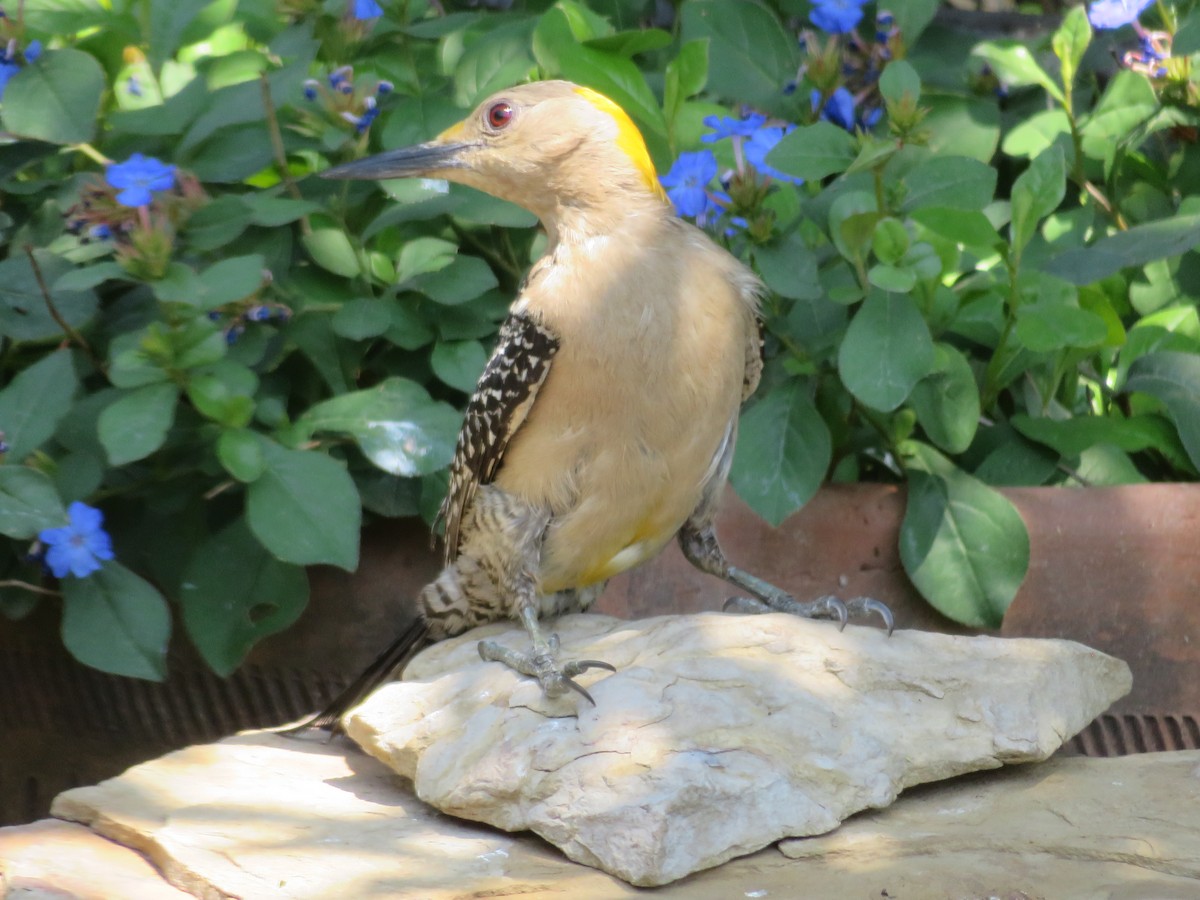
[322,80,668,231]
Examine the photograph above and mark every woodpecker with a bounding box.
[306,81,891,727]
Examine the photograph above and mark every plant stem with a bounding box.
[23,246,105,372]
[260,72,312,236]
[0,579,60,598]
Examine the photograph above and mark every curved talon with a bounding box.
[564,659,617,675]
[846,596,895,636]
[815,595,849,631]
[563,677,597,705]
[723,596,770,614]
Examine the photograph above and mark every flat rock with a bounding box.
[46,736,1200,898]
[345,612,1132,885]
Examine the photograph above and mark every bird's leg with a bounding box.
[478,604,615,704]
[679,521,894,634]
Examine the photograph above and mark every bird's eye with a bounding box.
[486,102,514,130]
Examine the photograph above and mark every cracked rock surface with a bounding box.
[345,612,1131,886]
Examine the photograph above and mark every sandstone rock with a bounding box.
[345,612,1132,886]
[45,732,1200,899]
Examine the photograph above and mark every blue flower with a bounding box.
[352,0,384,19]
[810,0,870,34]
[39,502,115,579]
[0,61,19,100]
[701,113,767,143]
[744,126,804,185]
[105,153,176,207]
[812,87,857,132]
[659,150,720,218]
[1087,0,1153,29]
[127,75,142,97]
[24,40,41,62]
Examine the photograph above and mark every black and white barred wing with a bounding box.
[437,311,560,564]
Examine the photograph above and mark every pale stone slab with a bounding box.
[47,735,1200,899]
[346,612,1132,885]
[0,818,192,899]
[779,750,1200,899]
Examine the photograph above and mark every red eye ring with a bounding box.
[486,102,514,130]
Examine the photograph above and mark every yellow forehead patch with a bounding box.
[574,86,668,201]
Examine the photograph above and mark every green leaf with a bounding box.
[197,255,268,309]
[185,195,253,252]
[731,380,832,527]
[242,195,322,227]
[828,191,879,263]
[0,49,105,144]
[680,0,798,116]
[412,255,498,305]
[767,122,856,181]
[888,0,940,44]
[922,94,1001,163]
[0,467,66,539]
[868,264,917,292]
[98,383,180,466]
[971,40,1064,104]
[1000,109,1072,159]
[901,156,997,212]
[246,438,361,571]
[751,232,820,300]
[217,428,266,483]
[149,0,212,71]
[53,262,129,293]
[180,518,309,676]
[1080,71,1157,161]
[1015,300,1108,352]
[0,250,98,342]
[61,563,171,681]
[1010,144,1065,257]
[454,18,537,107]
[872,218,910,265]
[0,351,79,460]
[1042,214,1200,285]
[838,289,936,412]
[665,39,709,123]
[899,442,1030,628]
[1052,6,1091,91]
[296,377,460,477]
[332,297,392,340]
[185,361,257,428]
[910,344,980,454]
[911,207,1002,250]
[431,340,488,392]
[879,60,921,107]
[1125,351,1200,470]
[1012,413,1176,457]
[302,229,361,278]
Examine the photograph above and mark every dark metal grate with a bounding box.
[1068,713,1200,756]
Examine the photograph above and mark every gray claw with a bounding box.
[563,677,597,705]
[565,659,617,675]
[723,596,770,614]
[845,596,895,636]
[811,595,849,630]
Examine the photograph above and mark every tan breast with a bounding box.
[493,215,759,594]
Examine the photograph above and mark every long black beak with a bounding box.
[321,141,476,180]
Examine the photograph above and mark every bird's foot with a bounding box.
[724,593,895,636]
[477,633,616,704]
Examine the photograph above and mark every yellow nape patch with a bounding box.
[437,119,468,142]
[574,86,668,202]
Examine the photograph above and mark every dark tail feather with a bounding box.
[280,617,433,736]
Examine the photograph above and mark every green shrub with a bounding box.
[0,0,1197,678]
